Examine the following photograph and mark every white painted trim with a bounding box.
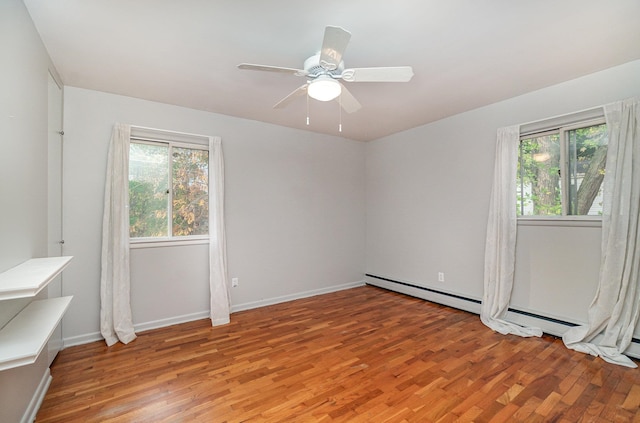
[366,279,482,315]
[624,342,640,360]
[517,217,602,228]
[504,310,575,338]
[130,125,212,145]
[231,280,366,313]
[505,311,640,359]
[64,311,211,347]
[63,282,365,346]
[505,304,581,328]
[63,332,103,348]
[60,278,640,361]
[134,311,210,333]
[22,368,52,423]
[369,277,640,361]
[130,238,208,249]
[519,106,604,135]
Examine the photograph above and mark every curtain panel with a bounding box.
[209,137,231,326]
[481,125,542,338]
[100,123,137,346]
[563,97,640,367]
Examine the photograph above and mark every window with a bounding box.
[129,139,209,240]
[517,119,607,217]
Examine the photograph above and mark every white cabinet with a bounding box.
[0,257,73,371]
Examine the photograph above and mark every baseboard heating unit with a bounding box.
[364,273,640,358]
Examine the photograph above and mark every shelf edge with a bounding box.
[0,256,73,301]
[0,296,73,371]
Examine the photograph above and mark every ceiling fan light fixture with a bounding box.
[307,76,341,102]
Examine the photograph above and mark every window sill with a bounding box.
[517,216,602,228]
[130,238,209,249]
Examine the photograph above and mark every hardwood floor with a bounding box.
[37,286,640,422]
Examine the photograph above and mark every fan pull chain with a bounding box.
[306,92,310,126]
[338,93,342,132]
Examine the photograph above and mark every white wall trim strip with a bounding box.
[22,368,51,423]
[231,280,366,313]
[134,311,210,334]
[63,282,366,347]
[366,275,640,360]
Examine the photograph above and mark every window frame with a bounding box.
[516,114,606,226]
[128,133,210,248]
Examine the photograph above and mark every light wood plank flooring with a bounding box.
[37,285,640,422]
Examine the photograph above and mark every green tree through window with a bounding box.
[517,121,607,217]
[172,147,209,236]
[129,141,208,239]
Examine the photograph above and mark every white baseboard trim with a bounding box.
[134,311,210,333]
[62,282,365,347]
[63,331,103,348]
[624,342,640,359]
[367,274,640,361]
[63,312,211,347]
[22,368,52,423]
[57,278,640,363]
[366,277,482,315]
[504,309,575,338]
[505,311,640,360]
[231,280,366,313]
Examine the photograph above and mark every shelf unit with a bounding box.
[0,256,73,371]
[0,256,73,300]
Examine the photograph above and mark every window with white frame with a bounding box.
[129,132,209,240]
[517,118,607,217]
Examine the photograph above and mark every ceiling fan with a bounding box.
[237,26,414,114]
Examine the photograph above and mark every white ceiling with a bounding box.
[23,0,640,141]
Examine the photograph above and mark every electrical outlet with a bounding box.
[232,277,239,287]
[438,272,445,282]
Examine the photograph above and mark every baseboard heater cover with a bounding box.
[365,273,639,345]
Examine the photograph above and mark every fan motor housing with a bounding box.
[304,53,344,78]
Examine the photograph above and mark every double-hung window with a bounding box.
[128,130,209,242]
[517,117,607,218]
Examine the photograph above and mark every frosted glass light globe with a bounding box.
[308,76,341,102]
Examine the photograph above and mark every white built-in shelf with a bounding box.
[0,256,74,371]
[0,256,73,300]
[0,296,73,371]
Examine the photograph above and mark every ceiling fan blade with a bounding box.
[341,66,414,82]
[273,84,309,109]
[319,26,351,71]
[336,83,361,114]
[238,63,308,77]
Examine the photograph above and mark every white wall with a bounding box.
[0,1,49,273]
[0,0,55,421]
[62,87,366,344]
[511,224,601,323]
[366,60,640,333]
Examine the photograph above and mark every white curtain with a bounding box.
[563,97,640,367]
[208,137,231,325]
[481,125,543,337]
[100,123,137,346]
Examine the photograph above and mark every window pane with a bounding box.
[517,134,561,216]
[129,143,169,237]
[172,147,209,236]
[566,123,607,216]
